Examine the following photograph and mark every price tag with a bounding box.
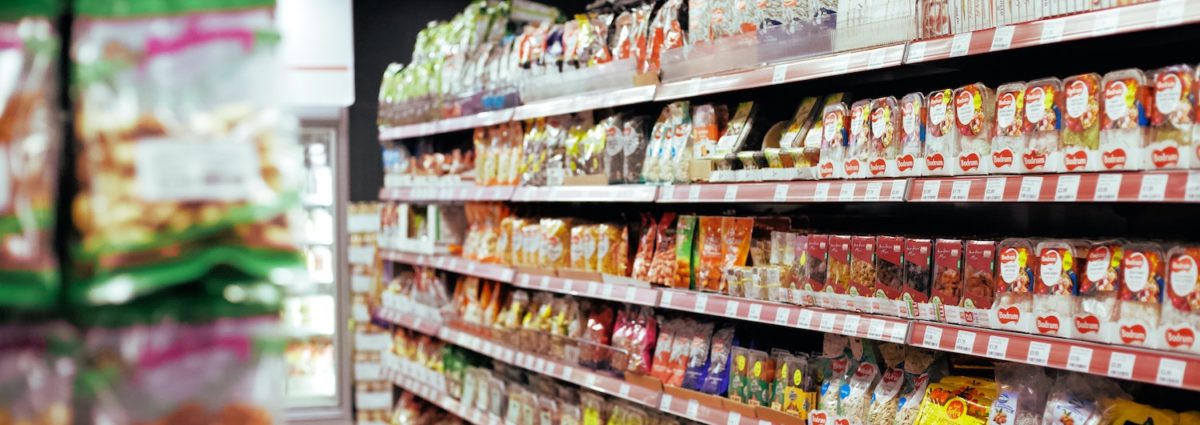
[1026,341,1051,366]
[1139,174,1168,201]
[949,33,972,57]
[889,181,908,200]
[660,394,674,411]
[535,358,547,372]
[813,182,831,201]
[866,319,886,339]
[619,383,632,398]
[727,411,743,425]
[773,183,790,201]
[587,281,601,295]
[990,25,1015,50]
[888,324,907,342]
[839,182,857,201]
[1185,172,1200,201]
[798,309,815,327]
[865,182,883,201]
[1156,0,1185,27]
[842,315,861,334]
[908,41,927,62]
[472,410,483,423]
[540,275,551,290]
[602,284,615,299]
[1156,358,1186,387]
[774,308,792,326]
[465,261,477,274]
[1095,174,1123,200]
[922,326,943,347]
[867,49,886,69]
[950,180,972,201]
[724,185,739,201]
[955,331,976,353]
[661,290,674,306]
[694,294,709,313]
[1018,176,1043,201]
[772,64,789,84]
[831,57,849,74]
[1066,346,1093,372]
[818,313,836,332]
[748,303,763,321]
[921,180,942,200]
[1107,352,1135,379]
[688,185,701,201]
[1055,175,1080,201]
[724,300,741,316]
[624,287,638,302]
[584,373,598,388]
[686,400,700,418]
[986,335,1009,358]
[1040,19,1065,44]
[1092,10,1120,36]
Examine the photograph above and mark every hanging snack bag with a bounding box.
[1099,68,1148,171]
[71,0,304,302]
[848,235,877,307]
[720,217,755,291]
[1033,240,1082,338]
[605,115,626,183]
[898,92,926,176]
[902,238,935,319]
[990,238,1036,333]
[803,234,831,307]
[700,326,735,395]
[674,215,698,289]
[1164,245,1200,354]
[696,216,724,292]
[669,102,694,184]
[1146,64,1196,169]
[818,102,849,179]
[682,321,715,390]
[1062,73,1103,171]
[541,218,572,269]
[595,223,627,276]
[729,346,751,403]
[867,97,902,177]
[1117,243,1165,348]
[865,367,904,425]
[817,356,851,413]
[641,108,670,184]
[844,99,872,179]
[987,363,1051,425]
[570,225,595,271]
[1022,77,1064,173]
[930,239,964,316]
[666,319,695,386]
[650,318,678,381]
[953,83,994,175]
[1074,240,1122,343]
[746,349,776,407]
[838,363,879,419]
[872,236,905,316]
[924,88,956,175]
[632,214,657,281]
[991,82,1026,174]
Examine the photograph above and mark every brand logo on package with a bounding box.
[946,399,967,420]
[1119,324,1148,344]
[1022,150,1047,169]
[870,158,887,175]
[897,154,915,171]
[927,153,945,170]
[809,411,829,425]
[1152,146,1180,168]
[992,149,1014,168]
[1064,150,1089,170]
[959,152,980,171]
[1102,148,1127,169]
[844,159,861,175]
[1035,315,1060,334]
[1166,327,1196,348]
[1075,315,1100,334]
[996,306,1020,324]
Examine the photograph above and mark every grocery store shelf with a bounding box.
[378,185,515,203]
[384,357,502,425]
[376,307,441,336]
[379,250,516,282]
[511,185,659,203]
[905,0,1199,64]
[378,109,515,141]
[909,321,1200,391]
[657,180,909,203]
[512,84,658,121]
[908,171,1200,202]
[513,273,660,307]
[657,392,758,425]
[654,43,907,102]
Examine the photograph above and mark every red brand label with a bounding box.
[844,159,861,175]
[834,420,851,425]
[927,153,945,170]
[810,412,829,425]
[959,152,980,171]
[992,149,1014,168]
[1102,148,1127,169]
[946,400,967,420]
[819,162,834,178]
[1075,315,1101,333]
[1166,327,1196,348]
[1064,150,1089,170]
[897,154,915,171]
[869,158,887,175]
[1022,150,1047,169]
[997,306,1020,324]
[1152,146,1180,168]
[1035,315,1060,334]
[1120,324,1148,344]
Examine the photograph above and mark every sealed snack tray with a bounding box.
[1062,73,1103,171]
[802,234,830,299]
[818,102,849,179]
[1146,64,1196,169]
[924,88,956,175]
[1099,68,1148,171]
[874,236,904,300]
[991,81,1026,174]
[993,239,1035,331]
[902,238,933,314]
[867,96,902,177]
[1033,240,1083,338]
[1118,242,1165,347]
[1022,77,1064,173]
[844,99,872,179]
[1164,244,1200,354]
[898,92,926,176]
[1075,240,1122,342]
[931,239,964,309]
[960,240,996,310]
[953,83,995,175]
[848,236,877,298]
[826,235,851,295]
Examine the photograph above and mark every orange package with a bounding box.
[696,216,724,292]
[596,224,628,275]
[541,219,572,269]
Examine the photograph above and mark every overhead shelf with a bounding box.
[512,85,658,121]
[511,185,659,203]
[379,185,515,203]
[657,180,908,203]
[514,273,661,307]
[380,250,515,283]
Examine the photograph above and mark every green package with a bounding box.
[675,215,697,290]
[728,346,750,403]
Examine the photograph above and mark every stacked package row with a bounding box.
[348,203,392,424]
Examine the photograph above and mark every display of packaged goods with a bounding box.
[873,236,905,314]
[992,81,1026,174]
[715,101,759,159]
[776,96,824,169]
[946,240,996,327]
[691,104,723,160]
[1146,64,1196,170]
[802,233,830,306]
[844,99,872,179]
[1164,245,1200,354]
[925,88,955,176]
[1075,240,1123,343]
[1032,240,1082,338]
[1062,73,1103,172]
[1099,68,1148,171]
[818,102,849,179]
[1117,242,1165,348]
[1021,77,1064,173]
[930,239,964,312]
[953,83,994,175]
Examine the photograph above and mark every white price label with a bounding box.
[867,319,886,339]
[1092,10,1119,36]
[619,383,632,397]
[724,300,741,316]
[949,33,972,57]
[465,261,477,273]
[661,290,674,306]
[983,177,1006,201]
[1157,0,1185,27]
[950,180,972,201]
[1139,174,1168,201]
[890,181,908,200]
[686,400,700,418]
[562,366,574,379]
[726,411,743,425]
[1095,174,1123,200]
[842,315,861,334]
[625,287,638,302]
[602,284,615,299]
[908,41,927,62]
[688,185,701,201]
[990,25,1015,51]
[1186,172,1200,201]
[135,139,264,202]
[986,336,1009,358]
[587,281,600,295]
[798,309,815,327]
[584,373,598,388]
[888,324,907,342]
[748,303,763,321]
[921,180,942,200]
[955,331,977,353]
[772,64,789,84]
[832,57,849,74]
[839,182,857,201]
[1040,19,1065,44]
[867,49,886,69]
[540,275,551,289]
[1026,341,1051,365]
[694,294,709,312]
[724,185,739,201]
[535,358,547,372]
[922,326,943,347]
[1055,175,1080,201]
[1157,358,1186,387]
[817,313,836,332]
[660,394,674,411]
[1067,346,1093,372]
[1108,352,1135,379]
[1018,176,1044,201]
[774,308,792,326]
[773,183,790,201]
[813,182,831,201]
[865,182,883,201]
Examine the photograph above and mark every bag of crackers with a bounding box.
[70,0,305,304]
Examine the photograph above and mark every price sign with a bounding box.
[890,181,908,200]
[686,400,700,419]
[813,182,831,201]
[1067,346,1093,372]
[624,287,638,302]
[587,281,600,296]
[1095,174,1123,200]
[1157,0,1185,27]
[562,366,575,380]
[660,394,674,411]
[1092,10,1119,36]
[798,309,815,327]
[921,180,942,200]
[694,294,709,313]
[838,182,857,201]
[950,180,972,201]
[867,319,886,340]
[991,25,1015,50]
[584,373,598,388]
[747,303,763,321]
[619,383,632,398]
[867,49,886,69]
[955,331,976,353]
[773,184,790,201]
[949,33,972,57]
[724,185,739,201]
[1055,175,1080,201]
[602,284,615,299]
[1156,358,1186,387]
[1040,19,1065,44]
[1018,176,1043,201]
[661,290,674,306]
[539,275,551,290]
[724,300,741,316]
[922,326,943,347]
[726,411,743,425]
[774,308,792,326]
[1026,341,1051,366]
[831,57,850,74]
[1185,172,1200,201]
[688,185,701,201]
[1139,174,1168,201]
[865,182,883,201]
[842,315,861,334]
[772,64,789,84]
[818,313,836,332]
[1107,352,1135,379]
[986,336,1009,358]
[908,41,927,62]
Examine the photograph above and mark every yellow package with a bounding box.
[570,225,596,271]
[914,379,996,425]
[1102,399,1178,425]
[499,217,514,265]
[541,218,572,269]
[1179,411,1200,424]
[522,223,541,267]
[596,224,627,275]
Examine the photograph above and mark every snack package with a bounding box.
[898,92,926,176]
[1099,68,1148,171]
[595,223,627,276]
[942,240,995,327]
[954,83,994,175]
[682,321,715,390]
[902,238,935,319]
[648,213,677,287]
[991,81,1026,174]
[827,235,852,303]
[1033,240,1082,338]
[778,96,823,171]
[541,218,572,269]
[696,216,723,292]
[650,318,678,381]
[642,109,670,184]
[0,323,74,425]
[71,0,304,302]
[605,116,626,183]
[719,217,755,290]
[873,236,905,315]
[1041,373,1125,425]
[867,97,902,177]
[990,238,1036,333]
[924,88,956,175]
[666,319,694,386]
[632,214,657,281]
[746,349,776,407]
[769,350,797,410]
[930,239,964,314]
[987,363,1050,425]
[623,116,652,184]
[1074,240,1122,343]
[729,346,751,403]
[1101,399,1182,425]
[699,326,735,395]
[838,363,879,419]
[914,376,997,425]
[1062,73,1103,171]
[716,101,758,158]
[1147,64,1196,169]
[1022,77,1064,173]
[667,101,694,184]
[691,104,721,159]
[1164,245,1200,354]
[818,102,849,179]
[673,215,698,289]
[817,356,851,413]
[570,225,596,271]
[865,367,903,425]
[1117,242,1164,348]
[844,100,872,179]
[848,235,877,301]
[894,374,930,425]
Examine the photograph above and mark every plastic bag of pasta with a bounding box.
[0,323,75,425]
[70,0,305,304]
[0,0,62,311]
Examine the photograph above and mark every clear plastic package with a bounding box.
[1062,73,1103,171]
[1118,242,1165,348]
[867,97,902,177]
[844,99,872,179]
[1099,68,1148,171]
[924,88,955,175]
[1146,64,1195,169]
[953,83,994,175]
[1033,240,1083,338]
[818,102,849,179]
[991,81,1026,174]
[1075,240,1122,343]
[1021,77,1064,173]
[898,92,926,176]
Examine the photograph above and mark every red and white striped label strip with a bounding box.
[514,274,660,306]
[657,180,908,203]
[910,172,1200,202]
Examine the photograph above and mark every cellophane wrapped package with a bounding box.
[991,81,1026,174]
[898,92,925,176]
[1032,240,1083,339]
[1098,68,1148,171]
[843,100,872,179]
[1146,64,1195,169]
[817,103,848,179]
[0,323,75,425]
[1021,77,1063,173]
[70,0,304,304]
[953,83,994,175]
[1164,244,1200,354]
[924,89,955,175]
[1062,73,1102,171]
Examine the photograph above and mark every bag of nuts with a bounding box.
[70,0,304,301]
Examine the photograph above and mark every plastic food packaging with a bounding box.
[1164,245,1200,354]
[914,376,997,425]
[826,235,852,297]
[866,97,902,177]
[0,323,73,425]
[931,239,964,312]
[632,214,657,281]
[991,238,1036,333]
[648,213,677,286]
[1062,73,1103,171]
[874,236,905,312]
[818,102,849,179]
[641,109,670,184]
[673,215,698,289]
[953,83,994,175]
[898,92,926,176]
[720,217,754,290]
[778,96,823,169]
[696,216,724,291]
[839,363,879,419]
[803,234,830,306]
[991,81,1026,174]
[1074,240,1123,343]
[1118,242,1164,348]
[1022,77,1064,173]
[729,346,751,403]
[925,89,956,175]
[987,363,1050,425]
[903,238,934,319]
[961,240,996,310]
[570,225,596,271]
[682,321,715,390]
[849,236,877,299]
[691,104,721,159]
[895,374,930,425]
[623,116,652,184]
[769,350,796,410]
[844,99,873,179]
[71,0,304,303]
[605,116,626,183]
[541,218,572,268]
[716,102,758,159]
[650,318,678,382]
[817,356,851,413]
[1033,240,1082,338]
[1041,373,1126,425]
[1147,64,1196,169]
[666,319,694,386]
[595,223,627,276]
[746,349,775,407]
[1099,68,1148,171]
[668,102,694,184]
[700,326,735,395]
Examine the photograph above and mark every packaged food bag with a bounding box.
[902,238,935,319]
[817,356,851,413]
[930,238,964,314]
[681,321,714,390]
[0,0,62,311]
[987,363,1050,425]
[699,326,734,395]
[865,367,904,425]
[818,102,849,179]
[924,89,956,176]
[1117,242,1165,348]
[991,81,1026,174]
[844,100,872,179]
[71,0,304,304]
[641,109,670,184]
[802,234,830,307]
[848,235,877,303]
[0,323,75,425]
[991,239,1035,332]
[622,115,652,184]
[953,83,994,175]
[1041,373,1126,425]
[826,235,852,303]
[1022,77,1064,173]
[1164,244,1200,354]
[873,235,905,316]
[945,240,995,327]
[1062,73,1103,171]
[866,97,902,177]
[1074,240,1122,343]
[1098,68,1148,171]
[837,362,879,419]
[1146,64,1196,169]
[898,92,926,176]
[1032,240,1082,338]
[729,346,750,403]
